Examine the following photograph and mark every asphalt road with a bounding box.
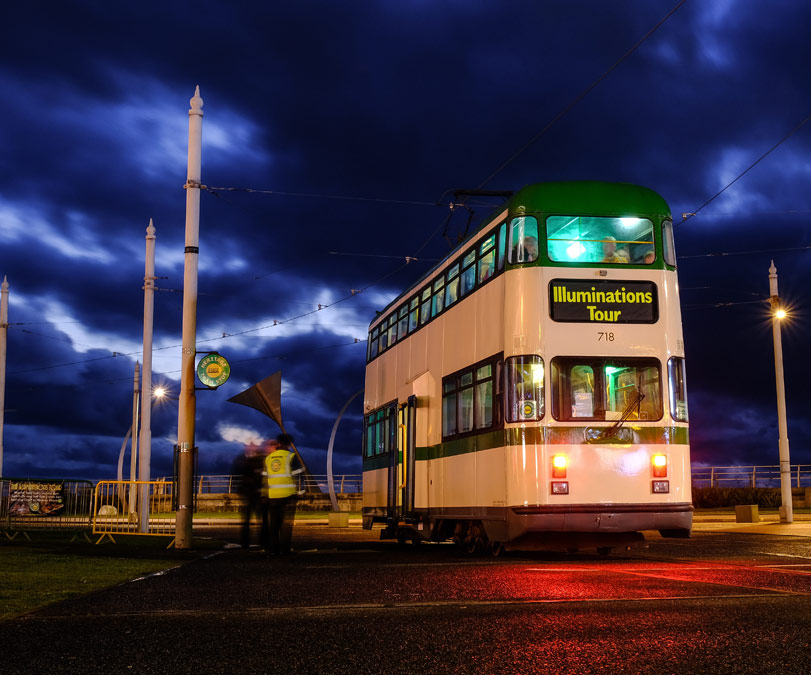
[3,525,811,674]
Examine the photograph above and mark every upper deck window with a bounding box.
[662,219,676,267]
[547,215,654,265]
[366,220,506,363]
[478,234,497,284]
[445,263,460,307]
[508,216,539,264]
[460,249,476,296]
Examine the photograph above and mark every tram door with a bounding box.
[387,395,417,520]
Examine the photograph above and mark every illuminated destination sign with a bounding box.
[549,279,658,323]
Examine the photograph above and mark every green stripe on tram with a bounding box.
[362,426,689,469]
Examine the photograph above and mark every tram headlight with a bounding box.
[552,454,568,478]
[652,454,667,478]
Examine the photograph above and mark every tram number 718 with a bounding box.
[597,332,615,342]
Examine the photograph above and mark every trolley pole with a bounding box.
[176,86,203,549]
[0,276,8,477]
[138,219,156,533]
[768,260,793,524]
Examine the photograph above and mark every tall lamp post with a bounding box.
[176,86,204,549]
[769,260,793,524]
[0,276,8,477]
[138,219,156,533]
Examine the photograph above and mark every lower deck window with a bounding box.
[506,355,544,422]
[668,356,688,422]
[363,403,397,458]
[551,357,662,421]
[442,354,502,439]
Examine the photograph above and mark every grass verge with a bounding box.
[0,533,220,621]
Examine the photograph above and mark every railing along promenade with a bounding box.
[691,465,811,489]
[187,474,363,495]
[188,467,811,494]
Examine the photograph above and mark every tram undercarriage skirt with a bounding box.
[508,502,693,538]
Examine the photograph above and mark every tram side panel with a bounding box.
[362,359,385,514]
[503,267,547,512]
[406,326,440,517]
[438,278,507,515]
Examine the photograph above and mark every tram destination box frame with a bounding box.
[549,279,658,324]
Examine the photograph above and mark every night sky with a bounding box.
[1,1,809,481]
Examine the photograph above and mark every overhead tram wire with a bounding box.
[9,338,367,394]
[9,192,515,379]
[476,0,688,189]
[680,111,811,226]
[13,219,806,376]
[12,254,406,376]
[202,185,439,208]
[17,205,508,377]
[682,300,768,311]
[329,251,441,263]
[678,208,811,218]
[678,244,811,260]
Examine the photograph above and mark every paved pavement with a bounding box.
[691,510,811,537]
[4,515,811,673]
[198,510,811,538]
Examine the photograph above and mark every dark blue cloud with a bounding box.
[1,1,810,482]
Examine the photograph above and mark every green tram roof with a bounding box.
[510,181,670,219]
[372,180,671,325]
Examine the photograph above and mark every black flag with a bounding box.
[227,371,313,480]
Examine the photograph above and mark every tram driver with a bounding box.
[513,235,538,263]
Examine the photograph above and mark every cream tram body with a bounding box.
[361,182,691,552]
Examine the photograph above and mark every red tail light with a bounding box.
[552,454,567,478]
[652,454,667,478]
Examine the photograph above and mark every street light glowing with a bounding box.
[774,308,787,320]
[153,387,167,399]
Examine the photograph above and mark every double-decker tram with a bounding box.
[361,181,691,553]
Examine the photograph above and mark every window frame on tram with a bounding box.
[667,356,688,422]
[550,356,663,422]
[363,401,398,459]
[441,353,503,440]
[366,222,507,363]
[505,355,545,422]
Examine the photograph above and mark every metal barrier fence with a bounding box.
[691,465,811,489]
[93,480,175,544]
[187,473,363,495]
[0,478,94,541]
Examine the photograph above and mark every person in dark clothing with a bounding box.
[232,441,270,549]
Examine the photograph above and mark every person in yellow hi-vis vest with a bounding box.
[262,433,304,556]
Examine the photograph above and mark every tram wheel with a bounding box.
[489,541,503,557]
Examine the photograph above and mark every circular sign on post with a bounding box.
[196,353,231,388]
